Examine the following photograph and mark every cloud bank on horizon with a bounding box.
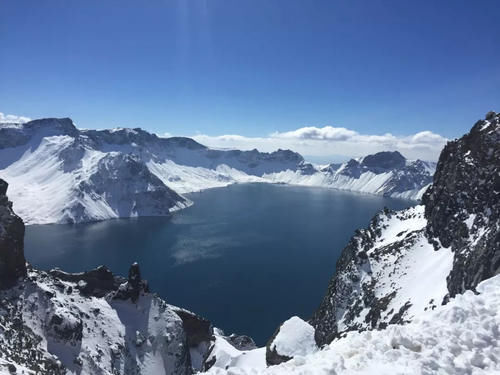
[0,111,448,162]
[0,112,31,124]
[193,126,448,162]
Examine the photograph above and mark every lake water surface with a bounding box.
[25,183,413,345]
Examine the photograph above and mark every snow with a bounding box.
[371,233,454,322]
[336,205,454,331]
[269,317,317,358]
[206,274,500,375]
[146,160,263,194]
[206,331,267,371]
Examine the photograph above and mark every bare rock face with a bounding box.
[0,179,26,289]
[423,111,500,297]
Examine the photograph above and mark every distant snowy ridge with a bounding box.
[264,152,435,200]
[0,118,434,224]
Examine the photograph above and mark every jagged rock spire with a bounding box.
[114,262,149,302]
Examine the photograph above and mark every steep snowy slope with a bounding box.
[0,118,434,224]
[0,119,189,224]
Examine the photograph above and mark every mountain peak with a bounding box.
[361,151,406,170]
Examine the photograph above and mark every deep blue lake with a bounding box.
[24,183,413,345]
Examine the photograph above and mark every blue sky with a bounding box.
[1,0,499,160]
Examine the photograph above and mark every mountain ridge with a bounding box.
[0,118,435,224]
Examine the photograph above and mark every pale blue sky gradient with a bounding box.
[1,0,499,145]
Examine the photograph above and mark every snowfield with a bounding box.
[207,274,500,375]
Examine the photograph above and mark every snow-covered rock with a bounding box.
[311,205,454,344]
[0,118,435,224]
[203,330,266,372]
[265,317,317,366]
[0,266,197,374]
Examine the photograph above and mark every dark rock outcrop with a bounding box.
[0,179,26,289]
[172,308,214,350]
[227,334,257,351]
[49,265,126,297]
[265,324,293,366]
[362,151,406,172]
[423,111,500,297]
[113,262,150,303]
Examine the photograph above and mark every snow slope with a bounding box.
[206,274,500,375]
[307,205,454,345]
[0,118,434,224]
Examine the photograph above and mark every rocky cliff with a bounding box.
[423,111,500,297]
[0,179,26,288]
[311,112,500,346]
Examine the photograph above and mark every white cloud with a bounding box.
[192,125,448,162]
[0,112,31,124]
[271,126,357,141]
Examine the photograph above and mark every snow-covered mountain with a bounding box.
[0,118,434,224]
[0,112,498,374]
[265,151,435,200]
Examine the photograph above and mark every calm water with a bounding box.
[25,183,413,345]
